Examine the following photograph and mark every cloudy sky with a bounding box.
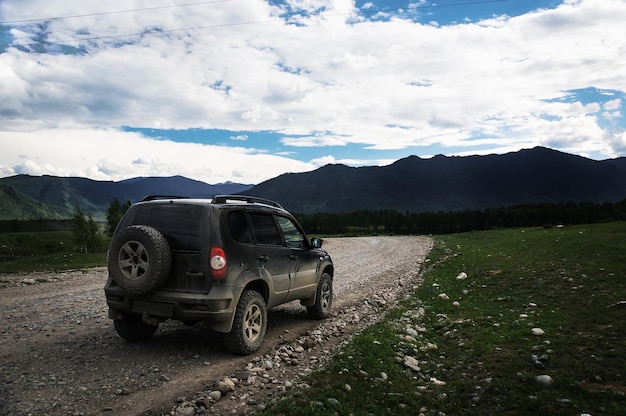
[1,0,625,185]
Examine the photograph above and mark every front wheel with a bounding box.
[113,315,158,342]
[224,290,267,355]
[307,273,333,319]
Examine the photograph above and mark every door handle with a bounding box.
[289,254,298,260]
[258,255,269,262]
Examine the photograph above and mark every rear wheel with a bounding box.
[113,315,158,342]
[224,290,267,355]
[307,273,333,319]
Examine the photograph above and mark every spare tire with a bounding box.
[108,225,171,294]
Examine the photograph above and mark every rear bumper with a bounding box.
[104,283,238,329]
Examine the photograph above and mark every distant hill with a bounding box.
[0,175,252,221]
[2,147,625,221]
[0,183,62,221]
[244,147,626,214]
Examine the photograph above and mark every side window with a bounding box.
[277,216,307,249]
[250,213,282,246]
[228,210,252,244]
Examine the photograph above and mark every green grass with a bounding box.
[262,222,626,416]
[0,231,107,273]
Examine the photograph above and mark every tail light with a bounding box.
[210,247,227,280]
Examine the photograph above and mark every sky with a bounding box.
[0,0,625,185]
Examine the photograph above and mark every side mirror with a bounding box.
[310,237,323,248]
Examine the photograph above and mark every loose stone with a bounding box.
[404,356,421,372]
[327,398,340,406]
[176,406,195,416]
[531,328,545,336]
[236,370,251,381]
[430,377,446,386]
[214,381,231,394]
[535,375,554,386]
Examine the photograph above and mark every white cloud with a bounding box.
[309,155,337,166]
[604,99,621,111]
[230,135,249,141]
[0,129,315,184]
[281,134,349,147]
[609,130,626,155]
[309,154,396,168]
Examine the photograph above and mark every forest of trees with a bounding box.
[296,199,626,235]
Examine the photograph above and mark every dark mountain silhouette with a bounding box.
[245,147,626,213]
[0,175,252,221]
[1,146,625,221]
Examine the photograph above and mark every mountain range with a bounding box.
[1,146,625,221]
[246,146,626,213]
[0,175,252,221]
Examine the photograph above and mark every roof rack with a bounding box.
[141,195,190,202]
[211,195,284,209]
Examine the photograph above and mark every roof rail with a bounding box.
[211,195,284,209]
[141,195,190,202]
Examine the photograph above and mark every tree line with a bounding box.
[2,199,626,251]
[296,199,626,235]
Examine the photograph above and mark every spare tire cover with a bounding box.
[108,225,172,294]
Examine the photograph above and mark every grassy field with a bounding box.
[0,230,107,273]
[262,222,626,415]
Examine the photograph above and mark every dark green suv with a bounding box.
[104,195,334,355]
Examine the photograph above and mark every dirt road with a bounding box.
[0,236,432,415]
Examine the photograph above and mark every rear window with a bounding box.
[127,203,205,250]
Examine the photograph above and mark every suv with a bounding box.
[104,195,334,355]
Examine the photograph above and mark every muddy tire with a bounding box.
[224,290,267,355]
[113,315,158,342]
[307,273,333,319]
[108,225,171,295]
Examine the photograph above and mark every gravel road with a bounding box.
[0,236,433,416]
